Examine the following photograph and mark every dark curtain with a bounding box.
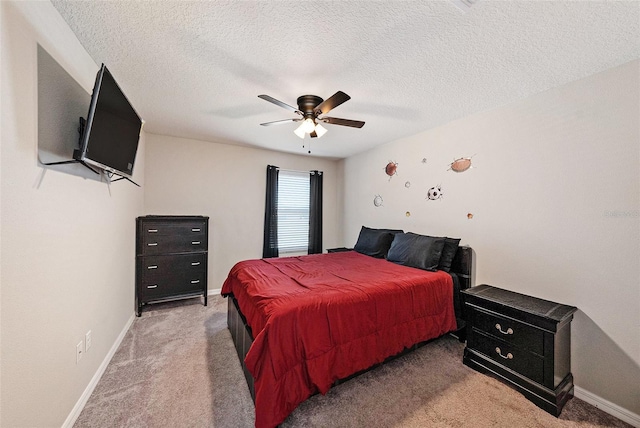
[262,165,279,258]
[308,170,323,254]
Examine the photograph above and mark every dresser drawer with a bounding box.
[472,308,544,355]
[141,220,206,236]
[469,329,544,385]
[140,254,206,299]
[142,226,207,255]
[141,278,205,300]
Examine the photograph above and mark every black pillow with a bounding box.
[387,232,446,271]
[438,237,461,272]
[354,226,403,258]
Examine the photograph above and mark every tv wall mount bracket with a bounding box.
[42,117,140,187]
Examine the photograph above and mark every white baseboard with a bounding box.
[574,385,640,427]
[62,313,136,428]
[208,288,221,296]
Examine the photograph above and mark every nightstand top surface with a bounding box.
[462,284,577,323]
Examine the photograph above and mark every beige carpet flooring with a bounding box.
[74,296,632,428]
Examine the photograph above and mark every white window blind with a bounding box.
[277,170,309,254]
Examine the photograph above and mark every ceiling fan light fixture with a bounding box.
[258,91,365,144]
[301,118,316,134]
[294,123,307,139]
[314,123,328,138]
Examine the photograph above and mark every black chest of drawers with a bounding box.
[135,216,209,316]
[462,284,577,416]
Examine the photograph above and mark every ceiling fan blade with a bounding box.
[322,117,365,128]
[260,118,301,126]
[314,91,351,115]
[258,95,302,115]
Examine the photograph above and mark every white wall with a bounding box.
[0,2,145,426]
[341,60,640,418]
[144,133,341,290]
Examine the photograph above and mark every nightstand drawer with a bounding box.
[472,308,544,355]
[469,329,544,385]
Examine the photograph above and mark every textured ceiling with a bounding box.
[51,0,640,159]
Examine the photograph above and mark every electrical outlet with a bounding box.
[76,340,84,364]
[85,330,92,352]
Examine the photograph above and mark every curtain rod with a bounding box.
[272,166,323,175]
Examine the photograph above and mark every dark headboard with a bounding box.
[450,246,475,290]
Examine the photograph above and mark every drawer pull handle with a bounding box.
[191,228,201,232]
[148,229,158,233]
[191,262,200,266]
[147,265,158,269]
[495,324,514,335]
[495,347,513,360]
[147,285,158,289]
[190,280,200,284]
[192,241,201,245]
[147,243,158,247]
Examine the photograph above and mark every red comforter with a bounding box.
[221,251,457,428]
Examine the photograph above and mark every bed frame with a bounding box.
[226,246,475,402]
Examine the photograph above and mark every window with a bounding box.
[277,170,310,254]
[263,165,322,258]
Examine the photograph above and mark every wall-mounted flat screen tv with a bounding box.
[78,64,142,179]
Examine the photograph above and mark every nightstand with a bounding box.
[327,247,353,253]
[462,284,577,416]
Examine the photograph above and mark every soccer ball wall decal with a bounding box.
[426,185,443,201]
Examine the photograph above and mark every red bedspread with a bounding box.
[221,251,457,428]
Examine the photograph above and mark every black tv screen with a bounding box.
[79,64,142,179]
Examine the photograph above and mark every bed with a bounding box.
[221,228,474,428]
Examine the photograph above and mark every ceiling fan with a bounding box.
[258,91,365,139]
